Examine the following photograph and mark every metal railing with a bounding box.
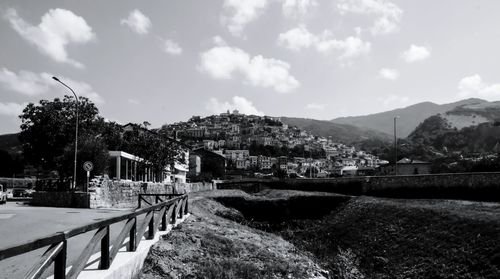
[0,194,189,279]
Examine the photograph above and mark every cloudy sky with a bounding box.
[1,0,500,134]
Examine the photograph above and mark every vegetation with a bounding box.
[17,96,184,189]
[19,96,109,188]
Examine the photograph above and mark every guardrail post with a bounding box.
[129,217,136,252]
[54,240,67,279]
[171,202,178,224]
[147,211,155,239]
[138,194,141,208]
[179,201,185,220]
[161,206,167,231]
[99,226,110,269]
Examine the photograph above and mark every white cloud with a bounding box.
[0,68,51,96]
[206,96,264,115]
[337,0,402,35]
[278,26,371,59]
[401,44,431,63]
[0,68,104,104]
[0,102,25,117]
[306,103,325,110]
[378,68,399,80]
[4,8,95,68]
[199,38,299,93]
[162,39,183,55]
[121,9,152,35]
[282,0,318,18]
[128,99,140,105]
[221,0,269,37]
[221,0,317,36]
[380,94,409,107]
[458,74,500,99]
[278,25,317,51]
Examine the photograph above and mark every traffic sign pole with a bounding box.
[83,161,94,194]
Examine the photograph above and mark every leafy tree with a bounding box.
[19,96,108,188]
[0,150,24,177]
[121,124,185,182]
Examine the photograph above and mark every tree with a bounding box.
[19,96,108,188]
[121,124,185,182]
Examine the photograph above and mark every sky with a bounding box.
[1,0,500,134]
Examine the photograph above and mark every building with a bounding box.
[108,151,167,183]
[225,150,250,161]
[379,158,431,175]
[191,148,227,178]
[188,155,201,177]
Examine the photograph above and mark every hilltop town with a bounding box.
[162,110,389,179]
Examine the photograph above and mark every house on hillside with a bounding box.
[190,148,226,179]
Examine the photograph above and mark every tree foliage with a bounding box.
[19,96,108,185]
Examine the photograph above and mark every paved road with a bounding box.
[0,202,137,279]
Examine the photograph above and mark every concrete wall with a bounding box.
[216,172,500,202]
[32,191,90,208]
[90,179,214,208]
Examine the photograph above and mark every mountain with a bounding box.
[280,117,391,144]
[331,98,488,138]
[0,133,22,155]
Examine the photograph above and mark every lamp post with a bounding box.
[394,116,400,175]
[52,76,79,190]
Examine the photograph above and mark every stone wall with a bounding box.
[32,191,90,208]
[216,172,500,202]
[90,179,214,208]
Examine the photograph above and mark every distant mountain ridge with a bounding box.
[280,117,391,144]
[331,98,490,138]
[0,133,22,155]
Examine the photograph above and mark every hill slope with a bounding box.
[0,133,22,155]
[331,98,487,138]
[280,117,391,143]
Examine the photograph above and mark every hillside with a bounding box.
[331,98,487,137]
[408,114,500,155]
[280,117,391,144]
[443,101,500,129]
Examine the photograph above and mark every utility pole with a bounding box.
[394,116,399,176]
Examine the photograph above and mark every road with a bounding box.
[0,201,138,279]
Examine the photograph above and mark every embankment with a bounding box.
[141,189,500,279]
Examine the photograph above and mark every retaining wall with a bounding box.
[216,172,500,202]
[31,180,214,208]
[90,179,214,208]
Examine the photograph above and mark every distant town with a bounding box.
[161,110,406,180]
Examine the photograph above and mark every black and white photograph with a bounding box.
[1,0,500,278]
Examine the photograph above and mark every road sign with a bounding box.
[83,161,94,172]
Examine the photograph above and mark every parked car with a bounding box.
[12,188,28,198]
[0,184,7,204]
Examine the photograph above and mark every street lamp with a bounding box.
[52,76,79,190]
[394,116,400,175]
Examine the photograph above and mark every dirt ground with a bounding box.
[140,190,500,279]
[139,190,328,279]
